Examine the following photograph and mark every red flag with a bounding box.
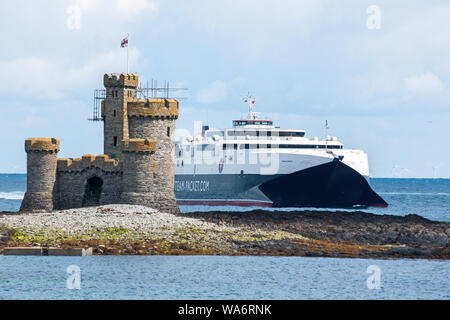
[121,37,128,48]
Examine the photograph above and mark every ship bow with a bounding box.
[259,159,388,208]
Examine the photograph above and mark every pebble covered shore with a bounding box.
[0,205,449,259]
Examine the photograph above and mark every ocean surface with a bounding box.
[0,256,448,299]
[1,174,449,300]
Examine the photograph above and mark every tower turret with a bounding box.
[102,73,139,161]
[127,98,179,213]
[20,138,60,212]
[120,138,159,208]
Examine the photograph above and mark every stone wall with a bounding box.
[20,138,60,212]
[127,99,179,213]
[120,138,157,207]
[102,73,139,162]
[20,72,181,214]
[53,154,122,209]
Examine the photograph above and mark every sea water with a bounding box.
[0,256,448,299]
[0,174,449,300]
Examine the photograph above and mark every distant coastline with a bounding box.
[1,205,448,260]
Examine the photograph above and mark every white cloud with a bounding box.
[75,0,97,11]
[196,81,228,104]
[404,72,445,96]
[0,47,142,100]
[18,106,48,129]
[116,0,158,17]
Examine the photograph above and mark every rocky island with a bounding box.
[1,205,448,259]
[9,71,447,259]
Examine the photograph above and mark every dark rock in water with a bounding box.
[95,245,106,254]
[183,208,449,259]
[0,230,11,243]
[386,247,432,257]
[304,251,323,257]
[403,214,432,223]
[383,231,400,243]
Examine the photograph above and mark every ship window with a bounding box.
[181,160,184,166]
[273,144,344,149]
[223,144,226,150]
[277,131,305,137]
[245,144,249,149]
[234,144,237,150]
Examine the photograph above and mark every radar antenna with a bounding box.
[241,92,258,120]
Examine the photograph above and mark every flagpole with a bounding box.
[127,33,130,73]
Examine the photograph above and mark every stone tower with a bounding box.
[19,72,181,214]
[20,138,60,212]
[120,138,157,206]
[127,98,179,212]
[102,73,138,161]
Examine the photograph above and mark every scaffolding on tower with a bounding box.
[89,80,188,121]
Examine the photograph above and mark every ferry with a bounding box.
[174,95,388,208]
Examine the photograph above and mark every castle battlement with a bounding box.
[104,73,139,88]
[20,71,180,213]
[25,138,60,153]
[57,154,120,173]
[122,138,157,152]
[127,99,179,119]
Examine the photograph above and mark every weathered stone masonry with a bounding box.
[20,72,180,213]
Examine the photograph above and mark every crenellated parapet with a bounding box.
[127,99,179,119]
[104,73,139,88]
[20,71,180,213]
[122,138,157,153]
[21,137,60,212]
[25,138,60,153]
[57,154,120,173]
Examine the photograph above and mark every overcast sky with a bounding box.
[0,0,449,177]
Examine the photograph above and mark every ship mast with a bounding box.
[242,92,257,120]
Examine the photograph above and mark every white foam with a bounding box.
[0,191,25,200]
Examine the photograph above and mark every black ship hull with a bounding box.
[258,159,388,208]
[175,160,388,208]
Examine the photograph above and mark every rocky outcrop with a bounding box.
[1,206,448,259]
[182,209,449,259]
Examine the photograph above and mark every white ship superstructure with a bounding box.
[174,95,386,208]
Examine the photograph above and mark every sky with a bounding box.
[0,0,449,177]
